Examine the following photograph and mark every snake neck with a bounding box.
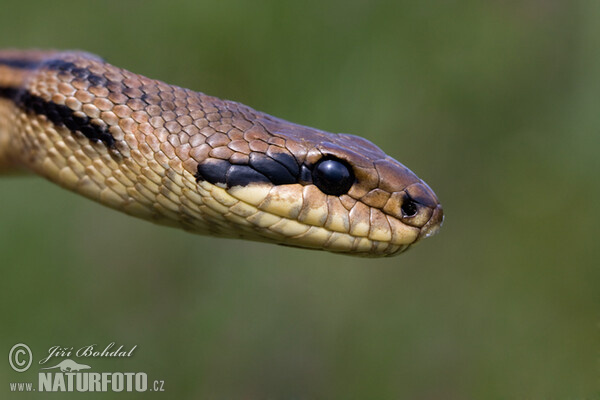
[0,51,55,174]
[0,99,19,173]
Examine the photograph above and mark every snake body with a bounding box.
[0,50,443,257]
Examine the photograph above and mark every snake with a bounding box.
[0,50,443,257]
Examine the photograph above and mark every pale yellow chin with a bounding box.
[181,181,420,256]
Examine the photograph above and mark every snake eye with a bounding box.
[312,158,355,196]
[401,197,418,218]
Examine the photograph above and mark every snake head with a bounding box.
[193,109,443,257]
[315,134,444,244]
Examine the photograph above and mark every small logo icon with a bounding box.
[8,343,32,372]
[40,359,91,372]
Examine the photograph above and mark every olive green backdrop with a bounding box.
[1,1,598,399]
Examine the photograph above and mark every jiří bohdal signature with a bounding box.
[38,342,137,365]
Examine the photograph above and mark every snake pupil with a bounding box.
[312,158,354,196]
[401,198,418,218]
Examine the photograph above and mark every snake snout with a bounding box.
[418,204,444,240]
[390,181,443,243]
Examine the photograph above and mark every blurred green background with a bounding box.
[0,0,598,398]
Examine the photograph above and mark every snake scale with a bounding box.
[0,50,443,257]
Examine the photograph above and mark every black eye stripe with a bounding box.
[195,152,358,197]
[268,149,300,176]
[195,160,230,184]
[299,164,313,184]
[249,153,296,185]
[226,165,271,186]
[195,152,300,187]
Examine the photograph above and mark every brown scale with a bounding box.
[0,50,443,257]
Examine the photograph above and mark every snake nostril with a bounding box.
[401,198,418,218]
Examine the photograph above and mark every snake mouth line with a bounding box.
[202,203,412,257]
[252,211,411,257]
